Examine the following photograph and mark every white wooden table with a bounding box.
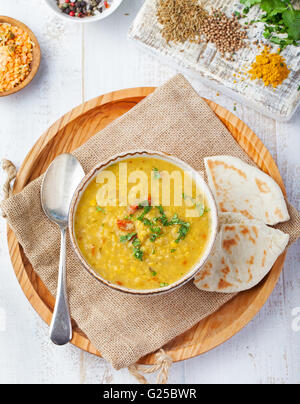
[0,0,299,384]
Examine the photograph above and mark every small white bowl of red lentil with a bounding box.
[44,0,123,23]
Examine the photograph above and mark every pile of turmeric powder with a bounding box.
[247,46,290,88]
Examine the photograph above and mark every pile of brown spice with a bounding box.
[157,0,208,44]
[200,10,248,60]
[156,1,248,60]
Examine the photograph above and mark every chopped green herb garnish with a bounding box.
[137,205,152,221]
[157,205,165,216]
[124,214,134,220]
[154,206,191,243]
[169,214,186,226]
[133,247,143,261]
[171,249,176,253]
[120,233,137,243]
[132,238,141,248]
[175,222,190,243]
[196,203,205,216]
[183,194,207,217]
[150,233,160,242]
[139,217,151,226]
[96,206,105,213]
[151,226,162,234]
[136,205,165,242]
[155,205,171,227]
[152,167,162,179]
[120,232,143,261]
[133,202,194,247]
[150,269,157,276]
[144,205,152,213]
[160,282,169,287]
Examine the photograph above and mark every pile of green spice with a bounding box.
[156,0,248,60]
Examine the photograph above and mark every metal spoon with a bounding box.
[41,154,85,346]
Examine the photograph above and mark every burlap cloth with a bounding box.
[1,75,300,371]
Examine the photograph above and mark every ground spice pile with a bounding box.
[0,23,33,93]
[157,0,208,44]
[248,46,290,88]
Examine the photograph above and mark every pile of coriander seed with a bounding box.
[200,10,248,60]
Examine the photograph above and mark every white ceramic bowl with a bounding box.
[69,150,218,295]
[44,0,123,23]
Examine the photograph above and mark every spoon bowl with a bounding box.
[41,153,85,345]
[41,154,85,227]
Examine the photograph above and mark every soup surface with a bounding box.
[75,157,212,290]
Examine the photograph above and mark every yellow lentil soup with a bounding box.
[74,157,212,290]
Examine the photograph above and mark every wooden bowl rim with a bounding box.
[0,16,41,97]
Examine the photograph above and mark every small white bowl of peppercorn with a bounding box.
[45,0,123,22]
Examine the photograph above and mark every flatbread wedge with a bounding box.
[204,156,290,225]
[194,213,289,293]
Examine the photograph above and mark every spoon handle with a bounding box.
[50,227,72,345]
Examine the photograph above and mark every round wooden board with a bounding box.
[0,16,41,97]
[7,87,287,365]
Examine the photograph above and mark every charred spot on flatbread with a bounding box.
[204,156,290,226]
[194,213,289,293]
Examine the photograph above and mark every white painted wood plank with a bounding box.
[275,111,300,384]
